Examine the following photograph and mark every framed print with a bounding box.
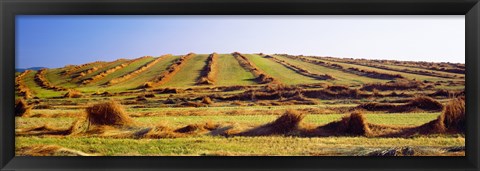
[1,0,479,170]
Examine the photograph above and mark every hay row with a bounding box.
[232,52,278,84]
[356,96,444,113]
[346,67,404,80]
[215,84,413,102]
[17,97,464,139]
[142,53,196,88]
[360,80,424,91]
[367,58,465,75]
[71,64,105,81]
[282,55,403,80]
[15,70,34,98]
[62,61,105,76]
[307,55,465,75]
[236,96,464,137]
[327,58,459,79]
[107,55,171,85]
[76,59,128,82]
[265,55,334,80]
[81,57,148,85]
[34,69,67,91]
[196,53,219,85]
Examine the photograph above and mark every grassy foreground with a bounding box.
[15,112,464,156]
[16,135,464,156]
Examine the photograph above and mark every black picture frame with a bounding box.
[1,0,478,170]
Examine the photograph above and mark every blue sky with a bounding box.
[16,15,464,68]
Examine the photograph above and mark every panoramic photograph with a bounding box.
[15,15,465,156]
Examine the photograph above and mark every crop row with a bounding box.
[232,52,277,84]
[80,57,149,85]
[108,55,171,85]
[143,53,196,88]
[196,53,219,85]
[34,69,68,91]
[15,70,33,98]
[266,55,334,80]
[280,55,404,80]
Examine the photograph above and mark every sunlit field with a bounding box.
[15,53,465,156]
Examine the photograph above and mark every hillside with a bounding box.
[15,53,464,99]
[14,52,466,156]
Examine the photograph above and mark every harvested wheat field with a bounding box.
[15,53,465,156]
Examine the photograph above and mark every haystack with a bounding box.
[320,111,371,136]
[15,99,31,117]
[439,96,465,133]
[405,96,443,111]
[237,110,305,136]
[393,96,465,136]
[85,101,134,127]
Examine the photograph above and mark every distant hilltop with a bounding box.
[16,67,47,72]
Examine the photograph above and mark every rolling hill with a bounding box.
[15,53,465,99]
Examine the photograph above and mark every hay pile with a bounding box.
[236,110,305,136]
[318,111,372,136]
[64,89,83,98]
[15,99,31,117]
[202,96,213,104]
[389,96,465,137]
[85,101,134,127]
[438,96,465,133]
[356,96,443,112]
